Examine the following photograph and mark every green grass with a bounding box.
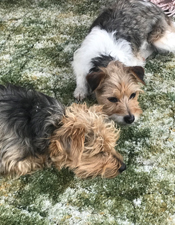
[0,0,175,224]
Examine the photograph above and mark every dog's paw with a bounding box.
[74,87,88,101]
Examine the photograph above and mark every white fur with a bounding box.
[109,114,139,125]
[109,115,125,124]
[72,27,145,100]
[153,29,175,53]
[140,0,153,7]
[139,41,153,59]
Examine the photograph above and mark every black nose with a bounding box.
[124,114,135,124]
[118,163,126,173]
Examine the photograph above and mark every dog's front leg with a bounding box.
[73,73,89,101]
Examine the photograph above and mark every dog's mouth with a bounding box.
[109,114,137,125]
[103,163,126,178]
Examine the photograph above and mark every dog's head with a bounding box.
[86,61,145,125]
[49,103,125,178]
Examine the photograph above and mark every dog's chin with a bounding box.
[109,115,126,125]
[109,114,138,126]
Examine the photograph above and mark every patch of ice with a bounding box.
[167,214,175,225]
[133,198,142,207]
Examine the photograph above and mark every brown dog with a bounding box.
[86,61,145,124]
[0,85,125,178]
[73,0,175,124]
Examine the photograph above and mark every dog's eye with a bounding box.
[107,97,119,103]
[129,93,136,99]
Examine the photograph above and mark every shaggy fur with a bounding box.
[72,0,175,124]
[0,85,125,178]
[87,61,144,124]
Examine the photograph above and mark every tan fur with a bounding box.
[149,18,175,43]
[2,103,123,178]
[1,155,48,177]
[49,103,122,178]
[92,61,143,122]
[0,144,49,176]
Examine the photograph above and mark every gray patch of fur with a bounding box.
[0,84,65,174]
[90,0,171,52]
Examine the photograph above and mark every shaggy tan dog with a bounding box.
[0,85,125,178]
[87,61,144,124]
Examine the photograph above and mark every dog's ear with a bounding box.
[51,123,85,167]
[129,66,146,85]
[86,69,106,91]
[66,126,85,165]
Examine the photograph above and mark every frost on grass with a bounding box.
[0,0,175,225]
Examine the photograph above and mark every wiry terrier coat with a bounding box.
[0,85,125,178]
[73,0,175,124]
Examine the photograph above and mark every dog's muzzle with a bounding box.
[124,114,135,124]
[118,162,126,173]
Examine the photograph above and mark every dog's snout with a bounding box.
[118,162,126,173]
[124,114,135,124]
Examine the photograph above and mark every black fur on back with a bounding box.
[90,55,115,73]
[0,84,65,158]
[90,0,169,51]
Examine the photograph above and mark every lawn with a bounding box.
[0,1,175,224]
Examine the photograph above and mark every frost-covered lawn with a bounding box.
[0,1,175,225]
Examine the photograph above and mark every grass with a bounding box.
[0,0,175,224]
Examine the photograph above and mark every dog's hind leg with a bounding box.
[0,145,45,176]
[151,21,175,53]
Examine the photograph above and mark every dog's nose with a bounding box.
[124,114,135,124]
[118,162,126,173]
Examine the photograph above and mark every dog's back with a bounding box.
[73,0,175,117]
[90,0,168,52]
[0,85,64,174]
